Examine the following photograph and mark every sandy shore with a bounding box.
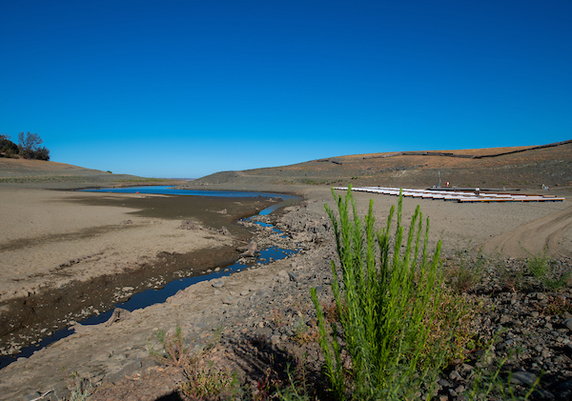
[0,189,225,301]
[189,184,572,258]
[0,187,279,356]
[0,183,570,399]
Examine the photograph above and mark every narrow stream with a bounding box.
[0,187,299,369]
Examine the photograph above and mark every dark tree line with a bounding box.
[0,132,50,161]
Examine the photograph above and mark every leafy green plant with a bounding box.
[499,264,526,293]
[274,370,312,401]
[527,255,549,279]
[149,326,241,400]
[149,325,191,367]
[526,255,569,290]
[66,372,93,401]
[311,188,469,400]
[180,361,242,401]
[292,317,319,345]
[445,252,485,293]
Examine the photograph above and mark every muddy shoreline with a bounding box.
[0,189,287,360]
[0,245,240,357]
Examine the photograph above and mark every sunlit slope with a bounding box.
[196,140,572,189]
[0,158,169,188]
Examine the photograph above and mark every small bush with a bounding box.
[18,132,50,160]
[150,326,191,367]
[180,361,241,401]
[527,255,549,279]
[311,188,471,400]
[273,371,312,401]
[445,251,486,293]
[526,255,569,291]
[67,372,94,401]
[498,263,526,293]
[32,146,50,161]
[0,134,19,157]
[446,263,483,293]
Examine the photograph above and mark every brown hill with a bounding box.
[0,158,176,189]
[195,140,572,189]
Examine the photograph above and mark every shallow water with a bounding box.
[0,187,299,369]
[83,185,296,200]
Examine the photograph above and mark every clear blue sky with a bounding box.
[1,1,571,178]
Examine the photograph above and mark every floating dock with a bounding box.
[335,187,565,203]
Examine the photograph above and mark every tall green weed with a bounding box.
[311,188,466,400]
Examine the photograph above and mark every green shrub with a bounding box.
[180,362,242,401]
[527,255,569,291]
[149,325,191,367]
[444,251,486,293]
[311,188,468,400]
[527,255,549,279]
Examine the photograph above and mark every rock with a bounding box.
[277,270,289,283]
[500,315,512,324]
[510,371,538,386]
[550,379,572,400]
[24,392,42,401]
[564,318,572,331]
[105,308,131,327]
[241,241,258,257]
[449,370,463,381]
[219,226,231,236]
[270,335,281,346]
[288,271,298,282]
[438,378,452,387]
[178,220,196,230]
[211,280,224,289]
[459,363,474,374]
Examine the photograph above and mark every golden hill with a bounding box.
[196,140,572,189]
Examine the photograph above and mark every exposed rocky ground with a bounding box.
[14,197,569,401]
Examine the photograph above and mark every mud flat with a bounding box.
[0,187,279,359]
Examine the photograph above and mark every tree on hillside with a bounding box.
[0,134,20,157]
[18,132,50,160]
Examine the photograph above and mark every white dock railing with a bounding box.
[334,187,565,203]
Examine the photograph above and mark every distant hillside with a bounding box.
[194,140,572,189]
[0,158,178,189]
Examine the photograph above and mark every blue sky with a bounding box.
[1,0,571,178]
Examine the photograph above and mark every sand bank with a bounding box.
[0,187,278,356]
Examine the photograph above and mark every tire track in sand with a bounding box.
[483,204,572,257]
